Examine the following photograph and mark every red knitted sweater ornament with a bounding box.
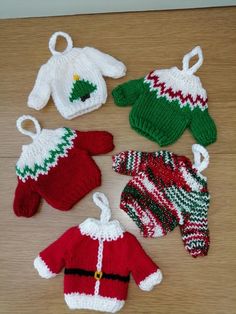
[34,192,163,313]
[13,115,114,217]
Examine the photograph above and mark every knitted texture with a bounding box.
[112,46,217,146]
[28,31,126,120]
[13,116,114,217]
[34,193,163,313]
[112,145,210,258]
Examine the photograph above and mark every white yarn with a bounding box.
[139,270,163,291]
[34,256,56,279]
[16,115,41,139]
[192,144,209,173]
[182,46,203,75]
[94,239,104,296]
[65,293,125,313]
[93,192,111,223]
[28,31,126,120]
[79,218,124,241]
[16,128,77,182]
[49,31,73,55]
[79,192,125,241]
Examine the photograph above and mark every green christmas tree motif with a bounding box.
[69,74,97,103]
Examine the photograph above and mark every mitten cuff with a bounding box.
[183,236,210,258]
[139,269,163,291]
[34,255,56,279]
[112,85,128,106]
[28,93,47,110]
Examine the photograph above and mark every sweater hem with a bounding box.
[130,115,175,147]
[58,102,104,120]
[64,293,125,313]
[44,177,101,211]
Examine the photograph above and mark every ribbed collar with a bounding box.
[79,218,125,241]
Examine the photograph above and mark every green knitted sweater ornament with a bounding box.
[112,46,217,147]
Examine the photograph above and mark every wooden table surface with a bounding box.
[0,7,236,314]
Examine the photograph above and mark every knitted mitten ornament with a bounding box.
[13,115,114,217]
[28,31,126,119]
[112,145,210,258]
[112,46,217,146]
[34,192,163,313]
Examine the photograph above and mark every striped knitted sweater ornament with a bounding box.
[34,192,163,313]
[112,145,210,258]
[28,31,126,120]
[112,46,217,146]
[13,115,114,217]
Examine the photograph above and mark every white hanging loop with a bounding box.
[182,46,203,75]
[93,192,111,223]
[192,144,209,173]
[16,115,41,139]
[49,31,73,56]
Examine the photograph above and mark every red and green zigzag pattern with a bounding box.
[144,71,208,111]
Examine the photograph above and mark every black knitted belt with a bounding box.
[64,268,130,282]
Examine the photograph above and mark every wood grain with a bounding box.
[0,7,236,314]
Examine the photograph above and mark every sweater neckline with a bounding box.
[145,67,207,111]
[48,48,82,64]
[16,128,77,182]
[79,218,125,241]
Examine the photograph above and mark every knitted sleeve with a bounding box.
[180,192,210,258]
[190,110,217,146]
[112,150,159,176]
[76,130,114,155]
[127,233,162,291]
[34,227,77,278]
[83,47,126,78]
[13,180,41,217]
[112,78,144,106]
[28,64,51,110]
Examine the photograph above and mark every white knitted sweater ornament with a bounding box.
[28,31,127,120]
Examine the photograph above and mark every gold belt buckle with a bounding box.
[94,270,103,280]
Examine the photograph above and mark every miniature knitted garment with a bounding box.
[112,46,217,146]
[13,116,114,217]
[28,31,126,120]
[112,145,210,258]
[34,192,163,313]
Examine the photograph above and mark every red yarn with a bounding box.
[14,130,114,217]
[37,227,160,301]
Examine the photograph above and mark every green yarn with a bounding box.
[69,78,97,102]
[124,203,144,231]
[123,185,178,233]
[111,78,144,107]
[112,77,217,146]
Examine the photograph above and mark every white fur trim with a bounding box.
[64,293,125,313]
[16,128,77,182]
[34,256,56,279]
[79,218,124,241]
[139,269,163,291]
